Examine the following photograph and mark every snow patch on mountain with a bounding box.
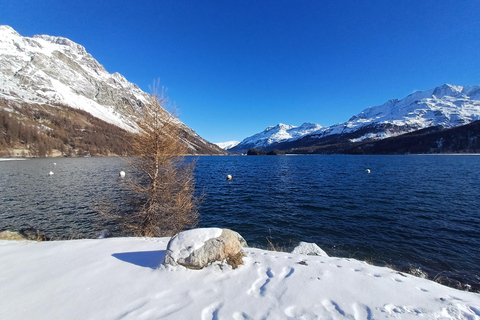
[349,132,397,143]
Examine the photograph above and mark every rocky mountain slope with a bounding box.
[0,25,226,156]
[229,84,480,154]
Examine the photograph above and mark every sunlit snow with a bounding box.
[1,237,479,319]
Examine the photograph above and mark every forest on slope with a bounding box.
[0,98,132,157]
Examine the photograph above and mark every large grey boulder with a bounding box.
[291,241,329,257]
[164,228,247,269]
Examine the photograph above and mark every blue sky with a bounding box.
[1,1,480,143]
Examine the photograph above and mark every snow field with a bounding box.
[1,237,479,319]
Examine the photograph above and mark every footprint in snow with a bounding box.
[282,266,295,278]
[201,302,223,320]
[259,268,274,296]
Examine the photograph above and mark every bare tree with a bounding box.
[120,86,198,237]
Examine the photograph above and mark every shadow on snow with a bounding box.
[112,250,166,269]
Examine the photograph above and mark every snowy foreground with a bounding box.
[1,237,479,320]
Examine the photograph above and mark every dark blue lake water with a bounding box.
[1,155,479,290]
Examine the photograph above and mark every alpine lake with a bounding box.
[1,155,479,291]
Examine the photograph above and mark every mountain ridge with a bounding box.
[228,84,480,154]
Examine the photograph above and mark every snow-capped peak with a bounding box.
[215,141,240,150]
[265,123,295,132]
[0,25,19,36]
[33,34,88,56]
[231,122,323,151]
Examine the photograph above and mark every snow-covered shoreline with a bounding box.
[1,237,479,319]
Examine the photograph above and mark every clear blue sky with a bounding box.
[1,0,480,143]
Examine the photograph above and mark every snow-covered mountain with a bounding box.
[230,122,323,152]
[230,84,480,153]
[0,25,225,155]
[0,25,147,131]
[338,84,480,141]
[215,141,240,150]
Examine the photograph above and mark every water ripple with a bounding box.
[1,155,479,290]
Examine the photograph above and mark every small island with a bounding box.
[247,149,286,156]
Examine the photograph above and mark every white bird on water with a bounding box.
[365,169,371,173]
[49,171,54,175]
[119,171,126,178]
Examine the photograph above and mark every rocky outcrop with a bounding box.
[164,228,247,269]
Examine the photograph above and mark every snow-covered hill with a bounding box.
[230,84,480,153]
[0,25,225,155]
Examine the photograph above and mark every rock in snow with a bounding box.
[164,228,247,269]
[291,241,329,256]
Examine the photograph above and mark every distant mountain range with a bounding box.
[0,25,226,157]
[226,84,480,154]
